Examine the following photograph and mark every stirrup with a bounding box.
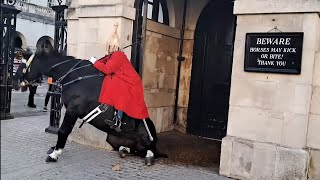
[79,104,109,128]
[111,115,123,132]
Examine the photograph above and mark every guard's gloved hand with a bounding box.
[89,57,97,64]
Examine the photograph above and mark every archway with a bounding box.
[36,36,54,54]
[15,31,27,50]
[187,0,236,140]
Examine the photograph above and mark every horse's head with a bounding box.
[13,52,48,91]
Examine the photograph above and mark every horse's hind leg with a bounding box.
[46,110,78,162]
[106,134,134,158]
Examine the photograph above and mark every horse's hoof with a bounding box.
[47,146,55,154]
[119,149,127,158]
[45,156,57,163]
[145,157,154,166]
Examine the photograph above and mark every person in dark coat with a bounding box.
[14,52,38,108]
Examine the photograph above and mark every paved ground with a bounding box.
[10,82,49,118]
[1,83,231,180]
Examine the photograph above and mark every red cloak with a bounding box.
[93,51,149,119]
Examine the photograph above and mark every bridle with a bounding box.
[21,55,103,93]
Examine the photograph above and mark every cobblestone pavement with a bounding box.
[1,115,231,180]
[10,82,49,118]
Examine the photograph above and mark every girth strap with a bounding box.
[62,73,104,87]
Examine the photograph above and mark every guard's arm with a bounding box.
[93,52,124,75]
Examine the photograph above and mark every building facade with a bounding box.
[14,0,57,52]
[65,0,320,179]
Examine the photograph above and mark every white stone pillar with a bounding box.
[220,0,320,179]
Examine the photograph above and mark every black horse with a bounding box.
[14,52,166,165]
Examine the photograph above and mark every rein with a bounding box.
[49,59,104,91]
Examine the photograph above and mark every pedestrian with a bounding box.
[43,83,52,112]
[15,51,38,108]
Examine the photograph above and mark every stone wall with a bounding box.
[143,20,180,132]
[220,0,320,179]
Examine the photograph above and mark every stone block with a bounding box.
[230,140,253,179]
[68,120,113,151]
[147,107,173,133]
[178,89,190,108]
[307,114,320,149]
[309,149,320,179]
[234,0,320,14]
[313,52,320,86]
[310,86,320,114]
[302,14,319,51]
[229,79,277,109]
[160,107,174,132]
[147,20,180,39]
[76,43,86,59]
[67,44,77,57]
[293,85,312,114]
[144,90,175,108]
[163,74,176,90]
[272,82,295,113]
[281,113,308,148]
[220,136,234,177]
[67,20,79,44]
[78,18,99,44]
[77,4,135,20]
[142,71,157,89]
[251,142,276,180]
[175,107,188,133]
[274,147,308,180]
[227,106,283,144]
[85,43,105,59]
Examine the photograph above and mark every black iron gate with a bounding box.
[187,0,236,140]
[0,0,20,120]
[44,0,67,134]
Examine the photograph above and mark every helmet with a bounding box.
[106,23,121,54]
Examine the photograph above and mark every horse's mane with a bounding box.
[37,51,79,62]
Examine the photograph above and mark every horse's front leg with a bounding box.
[46,110,78,162]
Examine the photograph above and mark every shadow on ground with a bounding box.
[157,130,221,168]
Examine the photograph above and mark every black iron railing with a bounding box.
[0,0,20,120]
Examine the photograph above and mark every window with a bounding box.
[47,0,54,7]
[141,0,169,25]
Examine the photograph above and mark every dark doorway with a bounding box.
[187,0,236,140]
[15,36,22,49]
